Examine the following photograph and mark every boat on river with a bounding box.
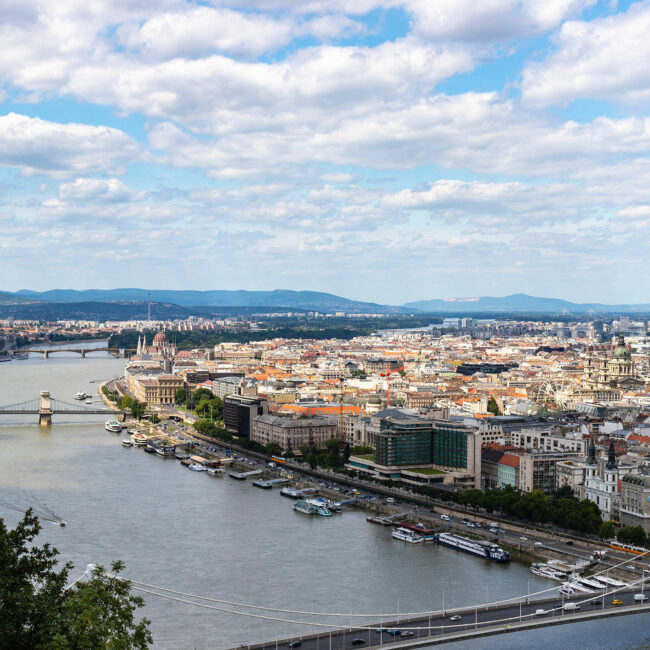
[392,527,424,543]
[121,439,133,448]
[104,420,122,433]
[207,466,225,475]
[75,391,91,400]
[435,532,510,562]
[294,499,318,515]
[131,432,148,447]
[189,463,207,472]
[305,498,332,516]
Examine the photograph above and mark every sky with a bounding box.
[1,0,649,306]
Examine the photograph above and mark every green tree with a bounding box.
[265,442,283,456]
[0,510,151,649]
[599,521,616,540]
[487,397,501,416]
[173,388,186,405]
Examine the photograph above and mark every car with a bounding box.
[399,631,414,637]
[612,599,623,606]
[386,497,395,503]
[288,642,302,648]
[633,594,648,602]
[351,639,365,646]
[441,514,451,521]
[385,630,403,636]
[535,609,547,616]
[520,536,528,541]
[563,603,580,611]
[566,540,574,546]
[626,565,636,570]
[449,615,462,621]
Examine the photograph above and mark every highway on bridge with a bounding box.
[246,589,649,650]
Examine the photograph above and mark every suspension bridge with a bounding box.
[0,391,121,425]
[66,549,650,649]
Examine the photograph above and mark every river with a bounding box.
[0,348,648,649]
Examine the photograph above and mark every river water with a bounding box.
[0,346,648,649]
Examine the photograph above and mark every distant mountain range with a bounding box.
[1,289,649,315]
[12,288,407,314]
[403,293,650,314]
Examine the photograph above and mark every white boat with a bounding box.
[104,420,122,433]
[121,439,133,448]
[131,432,147,447]
[305,498,332,516]
[530,565,566,581]
[578,578,606,590]
[435,532,510,562]
[75,391,90,400]
[207,466,225,475]
[392,527,424,543]
[188,463,207,472]
[596,576,627,588]
[294,499,318,515]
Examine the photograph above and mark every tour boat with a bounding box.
[207,466,225,475]
[294,499,318,515]
[104,420,122,433]
[392,527,424,543]
[189,463,207,472]
[305,498,332,516]
[75,391,90,400]
[121,439,133,448]
[435,532,510,562]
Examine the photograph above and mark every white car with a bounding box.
[520,536,528,541]
[627,565,636,570]
[441,514,451,521]
[449,615,461,622]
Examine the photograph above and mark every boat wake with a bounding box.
[0,488,66,526]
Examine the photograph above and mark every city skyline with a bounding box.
[2,1,650,303]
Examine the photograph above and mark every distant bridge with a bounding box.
[28,347,136,359]
[0,392,121,425]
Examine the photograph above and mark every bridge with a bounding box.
[28,347,136,358]
[0,391,120,425]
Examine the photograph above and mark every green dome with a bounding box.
[612,334,631,359]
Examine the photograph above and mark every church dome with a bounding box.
[153,331,168,346]
[612,334,630,359]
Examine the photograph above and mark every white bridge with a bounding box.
[0,391,120,425]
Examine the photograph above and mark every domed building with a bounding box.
[153,331,169,349]
[582,334,642,392]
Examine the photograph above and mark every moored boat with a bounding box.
[188,463,207,472]
[305,498,332,516]
[207,466,225,475]
[294,499,318,515]
[121,439,133,448]
[435,532,510,562]
[392,527,424,543]
[104,420,122,433]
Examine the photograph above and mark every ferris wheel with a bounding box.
[534,379,572,408]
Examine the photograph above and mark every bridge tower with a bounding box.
[39,391,53,426]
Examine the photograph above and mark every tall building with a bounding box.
[223,395,268,438]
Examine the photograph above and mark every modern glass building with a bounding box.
[431,420,470,468]
[374,417,433,466]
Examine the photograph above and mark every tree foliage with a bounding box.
[0,510,151,649]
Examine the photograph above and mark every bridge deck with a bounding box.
[233,588,649,650]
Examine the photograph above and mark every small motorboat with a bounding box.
[121,439,133,448]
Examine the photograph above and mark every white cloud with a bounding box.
[522,1,650,106]
[407,0,596,42]
[117,6,294,60]
[57,178,146,202]
[0,113,140,177]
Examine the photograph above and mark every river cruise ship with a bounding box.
[104,420,122,433]
[294,499,318,515]
[435,532,510,562]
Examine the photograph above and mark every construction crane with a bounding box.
[380,363,404,407]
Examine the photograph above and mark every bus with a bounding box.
[271,456,287,464]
